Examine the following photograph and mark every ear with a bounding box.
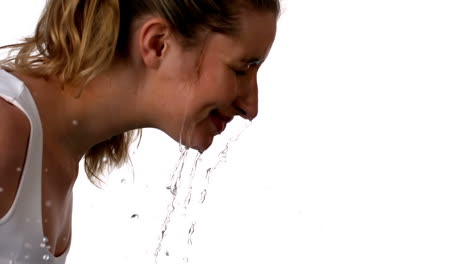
[138,18,171,69]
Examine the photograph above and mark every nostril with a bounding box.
[236,106,247,117]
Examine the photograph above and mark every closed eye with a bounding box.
[234,69,248,76]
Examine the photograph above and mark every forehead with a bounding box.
[238,10,277,56]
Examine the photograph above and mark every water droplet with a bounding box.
[44,218,48,223]
[130,214,139,219]
[44,168,49,173]
[165,251,169,256]
[102,157,108,163]
[16,167,22,172]
[45,200,53,207]
[24,255,29,260]
[23,242,32,249]
[121,179,126,184]
[184,194,192,207]
[189,224,195,234]
[42,254,50,261]
[0,187,4,192]
[72,120,79,126]
[40,237,48,248]
[8,260,13,264]
[200,190,207,203]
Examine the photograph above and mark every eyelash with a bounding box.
[234,70,248,76]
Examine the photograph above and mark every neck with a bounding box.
[26,64,152,163]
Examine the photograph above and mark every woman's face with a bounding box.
[143,10,277,152]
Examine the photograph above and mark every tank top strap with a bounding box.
[0,69,44,237]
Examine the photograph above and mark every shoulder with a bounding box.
[0,97,30,217]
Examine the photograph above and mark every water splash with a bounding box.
[0,187,4,192]
[187,222,195,246]
[183,153,202,210]
[181,120,252,262]
[166,148,189,195]
[230,120,252,143]
[131,214,139,219]
[154,119,252,264]
[199,189,207,204]
[154,148,189,262]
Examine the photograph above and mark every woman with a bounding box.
[0,0,279,263]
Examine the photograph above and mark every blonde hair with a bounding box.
[0,0,280,184]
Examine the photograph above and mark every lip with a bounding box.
[210,112,233,134]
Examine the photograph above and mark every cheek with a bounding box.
[197,67,238,107]
[182,71,238,151]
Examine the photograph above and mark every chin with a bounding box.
[173,117,218,153]
[188,136,214,153]
[182,129,216,153]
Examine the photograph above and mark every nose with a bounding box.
[235,75,259,121]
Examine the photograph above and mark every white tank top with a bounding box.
[0,69,69,264]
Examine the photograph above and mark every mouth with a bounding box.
[209,110,233,134]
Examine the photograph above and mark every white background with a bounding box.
[1,0,468,263]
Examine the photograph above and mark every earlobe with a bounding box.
[139,18,170,69]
